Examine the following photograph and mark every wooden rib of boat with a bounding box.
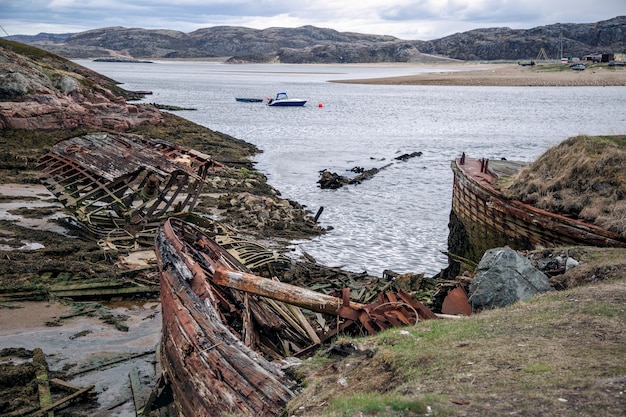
[451,154,626,262]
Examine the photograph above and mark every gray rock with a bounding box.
[468,247,553,311]
[565,257,580,270]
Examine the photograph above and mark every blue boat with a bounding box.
[267,92,306,107]
[235,97,264,103]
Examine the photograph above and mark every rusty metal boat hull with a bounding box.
[450,155,626,263]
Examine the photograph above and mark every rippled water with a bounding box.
[78,60,626,276]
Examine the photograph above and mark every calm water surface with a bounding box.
[78,60,626,276]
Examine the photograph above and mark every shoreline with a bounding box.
[330,62,626,87]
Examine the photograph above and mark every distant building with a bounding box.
[583,53,614,62]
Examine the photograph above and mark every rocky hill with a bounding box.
[0,38,162,130]
[6,16,625,63]
[417,16,626,61]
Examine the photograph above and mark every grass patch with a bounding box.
[500,135,626,237]
[287,277,626,417]
[522,363,553,373]
[329,393,428,416]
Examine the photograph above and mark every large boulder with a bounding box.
[468,247,553,311]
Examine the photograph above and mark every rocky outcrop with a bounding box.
[417,16,626,61]
[0,39,162,130]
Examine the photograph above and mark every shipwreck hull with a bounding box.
[155,218,297,417]
[37,132,222,248]
[450,155,626,263]
[154,217,441,415]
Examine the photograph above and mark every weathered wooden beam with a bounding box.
[32,385,95,417]
[129,368,151,416]
[33,348,53,417]
[213,268,365,316]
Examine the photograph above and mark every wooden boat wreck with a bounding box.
[155,217,438,416]
[450,154,626,264]
[37,132,223,249]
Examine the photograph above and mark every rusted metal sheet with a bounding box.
[451,155,626,262]
[37,132,223,248]
[441,285,472,316]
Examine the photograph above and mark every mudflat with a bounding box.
[332,62,626,86]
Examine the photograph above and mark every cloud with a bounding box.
[0,0,623,40]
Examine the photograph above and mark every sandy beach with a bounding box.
[333,62,626,86]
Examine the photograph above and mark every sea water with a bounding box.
[76,60,626,276]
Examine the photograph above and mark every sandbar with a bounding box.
[332,62,626,87]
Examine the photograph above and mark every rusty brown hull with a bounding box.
[155,219,296,417]
[451,156,626,262]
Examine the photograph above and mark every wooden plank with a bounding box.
[129,368,150,416]
[213,268,366,316]
[33,348,53,417]
[33,385,95,417]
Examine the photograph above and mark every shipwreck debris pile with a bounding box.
[317,151,422,189]
[153,217,441,416]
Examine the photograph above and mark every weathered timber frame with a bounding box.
[156,218,302,417]
[451,154,626,263]
[37,132,222,248]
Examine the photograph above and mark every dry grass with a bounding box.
[287,261,626,417]
[500,135,626,237]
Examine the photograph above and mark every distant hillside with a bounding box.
[5,16,625,63]
[417,16,626,61]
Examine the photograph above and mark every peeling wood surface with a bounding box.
[213,268,365,315]
[155,218,303,417]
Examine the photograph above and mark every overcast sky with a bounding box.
[0,0,623,40]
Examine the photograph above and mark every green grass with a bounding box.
[329,393,428,416]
